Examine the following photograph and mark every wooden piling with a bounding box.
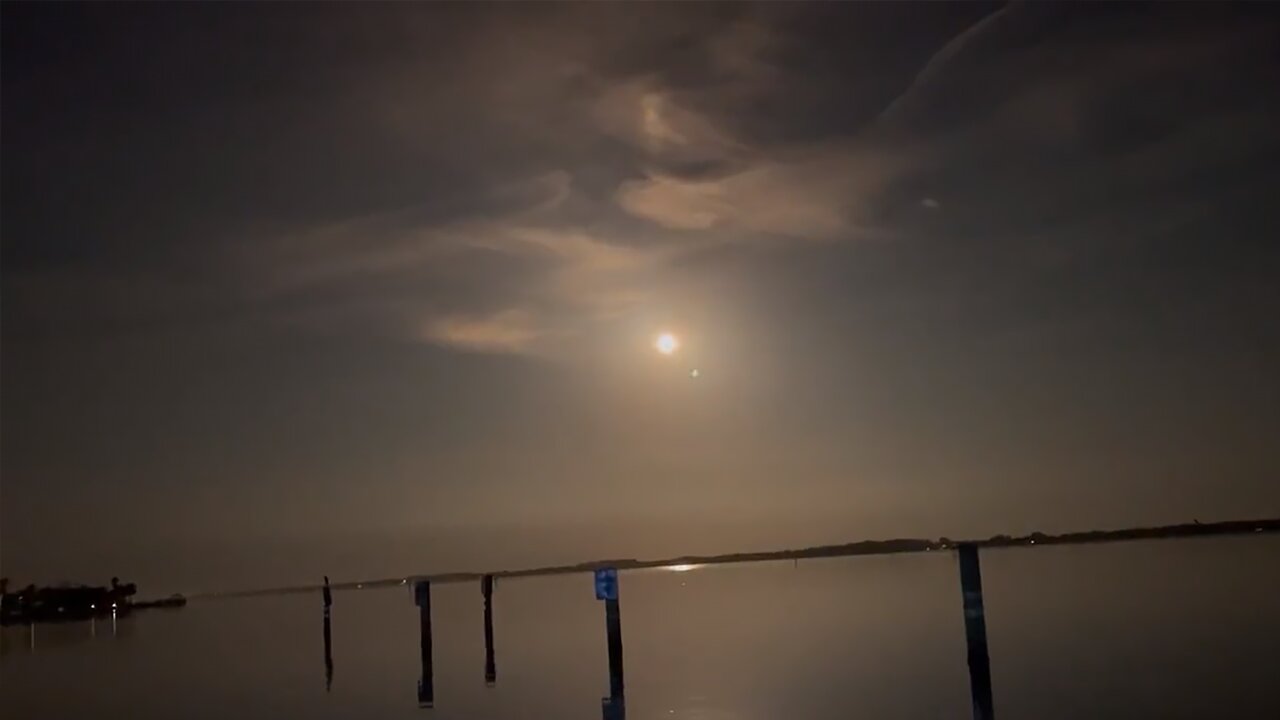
[323,613,334,692]
[605,595,624,699]
[415,580,434,708]
[482,574,496,685]
[602,694,626,720]
[958,543,994,720]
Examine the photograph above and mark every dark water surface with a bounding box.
[4,535,1278,719]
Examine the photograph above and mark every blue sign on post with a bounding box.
[594,568,618,601]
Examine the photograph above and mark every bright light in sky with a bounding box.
[666,563,699,572]
[655,332,679,355]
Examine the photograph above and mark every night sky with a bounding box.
[3,3,1279,593]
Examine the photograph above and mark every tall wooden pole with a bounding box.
[415,581,434,708]
[482,574,496,685]
[958,544,995,720]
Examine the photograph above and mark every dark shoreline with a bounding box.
[200,516,1280,600]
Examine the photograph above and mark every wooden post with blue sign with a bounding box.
[415,580,434,708]
[957,544,994,720]
[482,574,496,686]
[594,568,625,719]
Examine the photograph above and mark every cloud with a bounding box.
[234,170,686,356]
[593,78,748,169]
[617,166,848,238]
[219,2,1278,360]
[227,10,935,356]
[233,12,912,356]
[424,308,545,354]
[707,19,782,87]
[616,143,910,241]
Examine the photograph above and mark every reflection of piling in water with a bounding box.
[957,544,994,720]
[322,576,333,616]
[415,581,434,708]
[482,574,496,686]
[323,613,334,692]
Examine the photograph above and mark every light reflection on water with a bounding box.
[2,535,1278,719]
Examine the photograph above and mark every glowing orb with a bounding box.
[655,332,679,355]
[690,368,700,378]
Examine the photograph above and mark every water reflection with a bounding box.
[1,612,133,657]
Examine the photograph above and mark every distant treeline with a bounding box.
[1,577,138,625]
[203,517,1278,600]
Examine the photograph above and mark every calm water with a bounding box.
[3,535,1278,719]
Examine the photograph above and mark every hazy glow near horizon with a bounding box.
[655,332,679,355]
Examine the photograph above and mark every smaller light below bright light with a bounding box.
[690,368,700,378]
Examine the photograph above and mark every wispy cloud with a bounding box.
[231,13,914,355]
[235,171,684,356]
[222,2,1277,359]
[615,146,908,241]
[424,308,545,354]
[878,2,1018,124]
